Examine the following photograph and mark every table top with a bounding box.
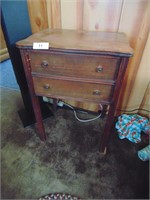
[16,29,133,56]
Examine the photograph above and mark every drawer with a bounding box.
[29,52,120,81]
[33,76,114,103]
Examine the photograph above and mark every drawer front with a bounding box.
[29,52,120,81]
[33,77,114,103]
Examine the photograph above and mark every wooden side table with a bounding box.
[16,29,133,153]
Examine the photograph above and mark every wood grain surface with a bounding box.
[16,29,133,55]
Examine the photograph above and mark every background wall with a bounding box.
[1,0,150,117]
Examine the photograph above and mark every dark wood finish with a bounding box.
[17,29,133,153]
[99,58,130,152]
[33,76,114,103]
[29,51,120,81]
[20,49,46,141]
[16,29,133,55]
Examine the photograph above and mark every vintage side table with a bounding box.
[16,29,133,153]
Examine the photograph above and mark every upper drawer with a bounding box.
[29,51,120,81]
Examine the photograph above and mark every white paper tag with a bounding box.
[33,42,49,49]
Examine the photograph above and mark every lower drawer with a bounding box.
[33,77,114,103]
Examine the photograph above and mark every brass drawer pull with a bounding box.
[93,90,101,95]
[41,60,49,68]
[43,84,50,90]
[96,66,103,72]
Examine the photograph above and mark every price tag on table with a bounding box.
[33,42,49,49]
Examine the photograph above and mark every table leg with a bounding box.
[32,96,47,141]
[99,103,115,154]
[20,49,47,141]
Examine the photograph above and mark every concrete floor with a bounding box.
[1,88,149,199]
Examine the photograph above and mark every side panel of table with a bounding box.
[20,49,46,141]
[99,57,129,153]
